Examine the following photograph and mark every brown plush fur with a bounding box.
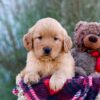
[71,21,100,76]
[16,18,75,91]
[74,21,100,51]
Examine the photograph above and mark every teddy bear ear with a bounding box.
[75,21,87,32]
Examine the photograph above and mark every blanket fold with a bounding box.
[12,76,100,100]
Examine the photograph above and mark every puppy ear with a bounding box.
[63,29,73,53]
[23,32,33,51]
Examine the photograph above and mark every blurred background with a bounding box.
[0,0,100,99]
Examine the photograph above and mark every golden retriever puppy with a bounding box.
[16,17,75,91]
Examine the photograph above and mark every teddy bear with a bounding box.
[71,21,100,77]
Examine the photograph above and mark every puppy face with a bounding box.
[23,18,72,60]
[33,27,63,60]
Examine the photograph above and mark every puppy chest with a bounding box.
[40,62,59,76]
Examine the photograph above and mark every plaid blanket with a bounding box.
[12,76,100,100]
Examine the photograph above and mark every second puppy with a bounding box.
[16,17,75,91]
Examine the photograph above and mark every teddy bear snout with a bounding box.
[88,36,98,43]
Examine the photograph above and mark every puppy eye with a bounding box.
[37,36,42,40]
[54,37,58,41]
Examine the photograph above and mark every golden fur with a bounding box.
[16,18,75,91]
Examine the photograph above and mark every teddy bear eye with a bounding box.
[97,34,100,36]
[54,37,58,41]
[37,36,42,40]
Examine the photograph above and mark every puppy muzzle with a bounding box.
[43,47,52,55]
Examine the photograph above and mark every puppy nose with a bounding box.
[89,36,97,43]
[43,47,52,54]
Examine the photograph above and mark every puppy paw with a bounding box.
[16,74,22,85]
[24,72,40,84]
[50,76,65,91]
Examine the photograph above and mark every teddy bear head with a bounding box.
[73,21,100,51]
